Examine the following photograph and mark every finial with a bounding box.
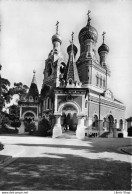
[71,32,74,43]
[102,31,106,44]
[87,10,91,25]
[56,21,59,34]
[33,69,36,74]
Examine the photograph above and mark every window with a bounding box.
[69,79,73,85]
[46,97,50,109]
[96,75,99,86]
[103,79,105,88]
[100,77,102,87]
[92,115,98,128]
[35,96,38,102]
[29,96,33,102]
[47,62,52,76]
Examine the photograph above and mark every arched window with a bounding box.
[92,115,98,128]
[47,98,50,109]
[35,96,38,102]
[115,119,117,128]
[46,97,50,109]
[29,96,33,102]
[69,79,73,85]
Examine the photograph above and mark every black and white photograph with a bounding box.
[0,0,132,192]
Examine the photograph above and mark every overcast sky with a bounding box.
[0,0,132,118]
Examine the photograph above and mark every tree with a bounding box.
[9,104,20,119]
[9,82,29,100]
[0,77,11,111]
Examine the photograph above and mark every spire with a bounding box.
[66,33,81,87]
[27,70,39,101]
[70,32,74,61]
[32,70,37,84]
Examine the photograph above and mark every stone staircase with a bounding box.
[99,131,109,138]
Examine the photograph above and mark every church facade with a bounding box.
[19,11,126,138]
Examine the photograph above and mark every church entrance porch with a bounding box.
[53,102,86,139]
[61,105,78,132]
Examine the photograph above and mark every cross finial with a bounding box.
[33,69,36,75]
[87,10,91,25]
[102,31,106,43]
[87,10,91,18]
[56,21,59,34]
[71,32,74,43]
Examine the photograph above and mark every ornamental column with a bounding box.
[76,114,86,140]
[52,114,62,138]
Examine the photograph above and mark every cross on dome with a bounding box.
[87,10,91,25]
[71,32,74,43]
[102,31,106,43]
[56,21,59,34]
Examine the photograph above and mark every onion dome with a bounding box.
[51,21,62,44]
[67,44,78,56]
[98,43,109,54]
[78,11,98,44]
[98,32,109,54]
[52,33,62,44]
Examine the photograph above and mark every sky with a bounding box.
[0,0,132,118]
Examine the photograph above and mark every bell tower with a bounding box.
[42,21,66,89]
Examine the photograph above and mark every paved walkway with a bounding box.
[0,134,131,190]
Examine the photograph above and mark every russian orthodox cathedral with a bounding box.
[19,11,126,138]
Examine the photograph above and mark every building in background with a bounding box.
[19,11,126,138]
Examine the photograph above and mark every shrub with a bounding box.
[25,122,36,135]
[11,119,21,129]
[37,117,51,137]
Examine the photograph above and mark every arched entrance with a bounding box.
[23,112,36,132]
[106,115,114,133]
[61,104,78,132]
[24,112,35,123]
